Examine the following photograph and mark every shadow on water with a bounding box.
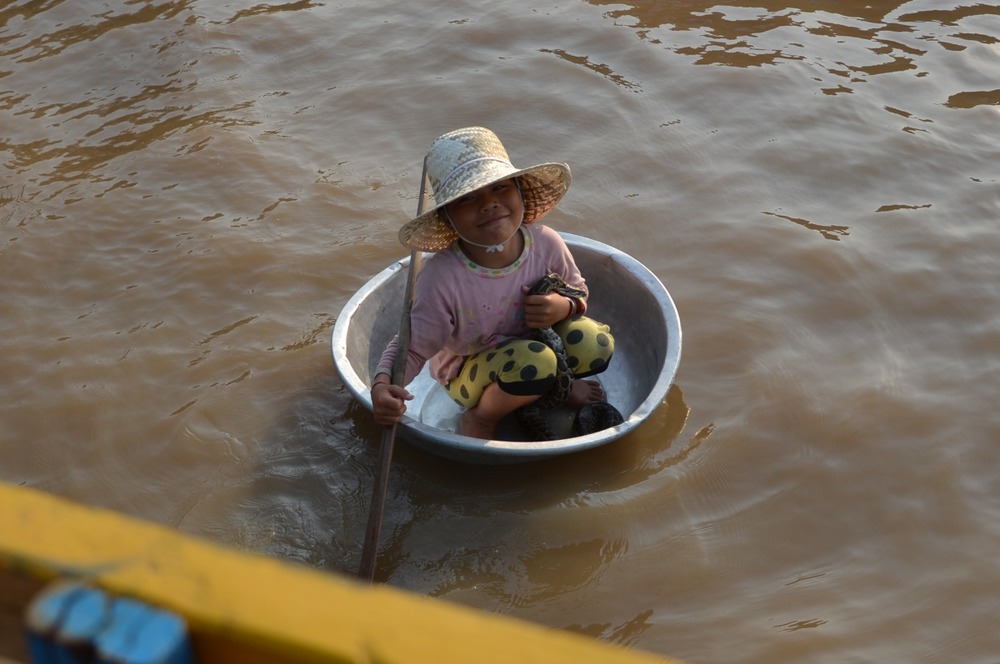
[175,363,700,593]
[360,384,698,590]
[170,368,374,571]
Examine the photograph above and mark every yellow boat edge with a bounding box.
[0,483,686,664]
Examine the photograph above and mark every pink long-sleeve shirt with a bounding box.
[377,224,588,387]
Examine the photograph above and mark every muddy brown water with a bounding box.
[3,2,1000,662]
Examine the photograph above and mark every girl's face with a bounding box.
[444,178,524,247]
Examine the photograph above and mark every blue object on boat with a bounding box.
[95,597,193,664]
[25,582,107,664]
[24,582,194,664]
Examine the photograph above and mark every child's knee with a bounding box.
[448,340,560,407]
[555,318,615,376]
[496,340,558,394]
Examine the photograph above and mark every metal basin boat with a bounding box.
[331,232,681,464]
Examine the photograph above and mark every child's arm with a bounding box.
[370,261,452,424]
[535,225,589,317]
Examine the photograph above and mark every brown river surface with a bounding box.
[3,1,1000,662]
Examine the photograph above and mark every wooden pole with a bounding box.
[358,158,429,582]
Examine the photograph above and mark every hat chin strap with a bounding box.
[453,220,522,253]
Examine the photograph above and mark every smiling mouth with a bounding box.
[479,214,508,227]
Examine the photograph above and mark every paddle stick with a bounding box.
[358,158,429,582]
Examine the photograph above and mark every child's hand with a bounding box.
[372,383,414,426]
[522,287,572,328]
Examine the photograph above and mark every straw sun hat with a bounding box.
[398,126,572,252]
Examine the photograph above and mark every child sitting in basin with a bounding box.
[371,126,615,440]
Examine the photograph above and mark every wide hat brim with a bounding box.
[399,161,572,252]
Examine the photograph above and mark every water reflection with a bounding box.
[2,2,189,63]
[568,607,657,647]
[225,0,322,24]
[539,48,642,90]
[0,0,265,205]
[946,88,1000,109]
[762,211,850,241]
[587,0,999,85]
[590,0,948,31]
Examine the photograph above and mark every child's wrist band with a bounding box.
[564,297,577,320]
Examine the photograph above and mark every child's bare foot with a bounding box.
[460,409,497,439]
[567,379,606,409]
